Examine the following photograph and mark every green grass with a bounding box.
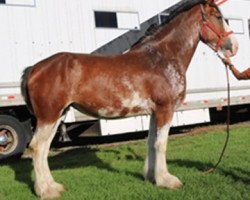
[0,126,250,200]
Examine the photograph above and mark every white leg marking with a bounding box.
[30,118,65,199]
[154,123,170,175]
[154,123,182,189]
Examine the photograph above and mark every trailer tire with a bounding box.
[0,115,28,160]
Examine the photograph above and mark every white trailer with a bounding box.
[0,0,250,159]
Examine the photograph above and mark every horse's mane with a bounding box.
[132,0,208,47]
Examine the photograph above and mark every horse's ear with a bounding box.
[201,0,212,6]
[207,0,223,5]
[207,0,214,4]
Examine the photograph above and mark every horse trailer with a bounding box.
[0,0,250,159]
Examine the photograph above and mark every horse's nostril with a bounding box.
[224,40,233,51]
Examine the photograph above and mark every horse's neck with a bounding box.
[164,6,201,70]
[133,6,202,73]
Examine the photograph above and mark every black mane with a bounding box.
[132,0,208,47]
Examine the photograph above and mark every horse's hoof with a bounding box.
[35,182,65,199]
[51,182,66,193]
[156,173,182,189]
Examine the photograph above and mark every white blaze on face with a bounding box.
[221,19,239,57]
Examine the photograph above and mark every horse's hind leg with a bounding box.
[144,106,182,189]
[29,118,65,199]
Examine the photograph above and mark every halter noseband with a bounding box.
[200,4,233,52]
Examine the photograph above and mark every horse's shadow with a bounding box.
[1,156,34,189]
[1,146,144,193]
[2,148,249,195]
[168,159,250,184]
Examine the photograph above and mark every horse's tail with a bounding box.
[21,66,34,114]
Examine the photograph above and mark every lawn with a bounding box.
[0,125,249,200]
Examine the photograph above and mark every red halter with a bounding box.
[200,4,233,52]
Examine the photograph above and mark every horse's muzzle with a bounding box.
[227,36,239,57]
[222,39,238,57]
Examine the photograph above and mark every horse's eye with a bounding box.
[216,16,223,20]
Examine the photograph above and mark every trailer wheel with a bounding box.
[0,115,28,160]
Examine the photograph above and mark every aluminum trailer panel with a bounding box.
[0,0,250,131]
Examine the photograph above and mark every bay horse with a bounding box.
[21,0,238,198]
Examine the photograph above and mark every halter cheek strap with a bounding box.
[202,21,233,52]
[200,4,233,52]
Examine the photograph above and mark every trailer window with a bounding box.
[227,19,244,34]
[0,0,6,4]
[94,11,140,30]
[158,12,170,24]
[95,11,118,28]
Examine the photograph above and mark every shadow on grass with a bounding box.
[2,149,249,196]
[1,146,144,195]
[1,156,34,189]
[0,147,147,194]
[223,167,250,184]
[169,159,250,184]
[48,147,119,171]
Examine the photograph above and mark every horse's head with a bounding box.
[199,0,238,58]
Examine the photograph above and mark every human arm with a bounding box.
[222,58,250,80]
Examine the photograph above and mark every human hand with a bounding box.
[222,57,233,66]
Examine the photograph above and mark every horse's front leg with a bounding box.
[144,107,182,189]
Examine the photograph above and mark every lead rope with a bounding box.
[206,54,231,173]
